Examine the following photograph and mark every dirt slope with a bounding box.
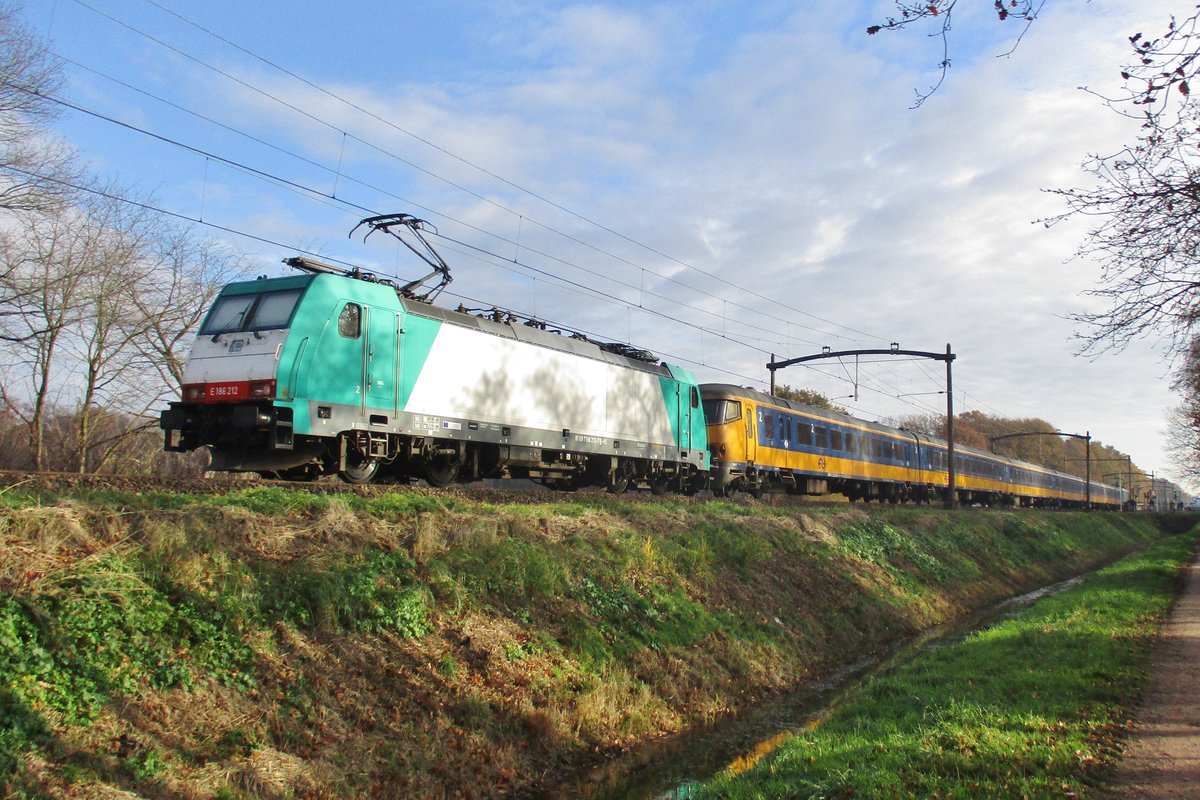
[0,484,1170,799]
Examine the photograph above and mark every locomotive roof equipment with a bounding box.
[349,213,453,303]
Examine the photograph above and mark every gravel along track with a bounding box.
[0,469,734,506]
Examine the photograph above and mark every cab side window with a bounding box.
[338,303,361,338]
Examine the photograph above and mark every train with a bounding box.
[702,384,1125,508]
[159,215,709,495]
[159,214,1125,509]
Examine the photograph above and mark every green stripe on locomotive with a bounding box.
[272,274,441,436]
[659,366,709,469]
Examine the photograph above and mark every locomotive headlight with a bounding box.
[249,380,276,398]
[183,384,204,402]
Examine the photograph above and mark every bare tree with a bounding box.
[1041,9,1200,356]
[0,187,239,471]
[0,203,105,468]
[871,4,1200,356]
[74,214,240,472]
[0,5,239,473]
[1166,335,1200,483]
[0,1,76,213]
[1165,403,1200,485]
[867,0,1043,106]
[67,197,159,472]
[1050,116,1200,354]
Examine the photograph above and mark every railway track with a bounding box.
[8,470,1107,512]
[0,469,741,507]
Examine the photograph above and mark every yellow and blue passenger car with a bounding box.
[701,383,1124,508]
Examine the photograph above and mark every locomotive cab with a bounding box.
[702,393,750,495]
[160,275,317,472]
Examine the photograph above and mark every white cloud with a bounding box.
[26,0,1192,481]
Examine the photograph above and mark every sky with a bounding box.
[20,0,1192,487]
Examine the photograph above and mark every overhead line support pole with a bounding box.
[767,343,957,509]
[990,430,1095,509]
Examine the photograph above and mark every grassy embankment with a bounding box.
[0,482,1181,799]
[696,524,1199,799]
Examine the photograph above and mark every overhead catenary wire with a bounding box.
[62,0,882,346]
[5,156,977,428]
[35,62,837,354]
[13,81,825,356]
[1,159,954,423]
[23,4,1008,416]
[39,19,926,376]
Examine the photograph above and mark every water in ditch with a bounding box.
[538,576,1081,800]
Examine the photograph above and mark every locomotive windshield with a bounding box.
[702,398,741,424]
[200,288,304,335]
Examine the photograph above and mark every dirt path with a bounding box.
[1105,548,1200,798]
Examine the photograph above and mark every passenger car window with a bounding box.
[815,427,829,449]
[798,423,813,446]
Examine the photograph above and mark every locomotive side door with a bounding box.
[365,307,399,414]
[746,403,757,465]
[675,384,697,454]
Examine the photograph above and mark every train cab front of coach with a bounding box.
[700,384,753,494]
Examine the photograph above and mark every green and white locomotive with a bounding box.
[160,215,709,492]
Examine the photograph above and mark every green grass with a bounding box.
[0,489,1180,799]
[696,528,1198,799]
[0,482,467,517]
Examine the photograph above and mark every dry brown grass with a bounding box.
[572,664,672,745]
[0,488,1162,800]
[0,504,127,592]
[194,747,321,800]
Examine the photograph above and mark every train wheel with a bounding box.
[648,474,671,495]
[339,458,381,484]
[423,454,460,487]
[607,459,634,494]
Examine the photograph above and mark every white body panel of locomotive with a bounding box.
[404,322,678,446]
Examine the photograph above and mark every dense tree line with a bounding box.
[778,384,1150,501]
[0,2,237,475]
[898,408,1150,498]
